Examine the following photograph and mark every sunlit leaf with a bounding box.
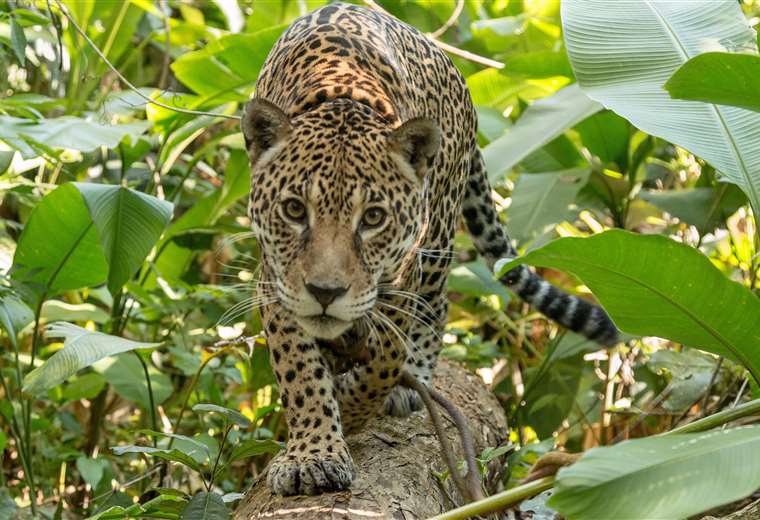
[111,445,204,473]
[562,0,760,215]
[193,403,251,427]
[666,52,760,113]
[483,84,601,182]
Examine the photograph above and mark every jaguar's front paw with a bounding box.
[382,385,423,417]
[267,447,355,495]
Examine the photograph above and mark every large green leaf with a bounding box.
[180,492,229,520]
[22,322,160,395]
[111,445,203,474]
[508,167,590,243]
[549,426,760,519]
[665,53,760,113]
[11,183,108,302]
[482,84,601,182]
[562,0,760,214]
[171,26,286,100]
[193,403,251,427]
[0,116,150,158]
[74,184,173,295]
[496,230,760,383]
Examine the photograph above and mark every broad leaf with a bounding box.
[508,167,590,243]
[482,84,601,182]
[574,111,629,166]
[41,300,110,324]
[448,260,511,307]
[193,403,251,427]
[62,373,106,402]
[666,53,760,113]
[0,116,150,158]
[74,184,173,295]
[22,322,160,395]
[549,426,760,519]
[562,0,760,215]
[180,492,229,520]
[496,230,760,383]
[76,456,108,489]
[11,183,108,302]
[111,445,203,473]
[172,26,286,100]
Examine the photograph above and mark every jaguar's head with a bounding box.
[242,97,440,339]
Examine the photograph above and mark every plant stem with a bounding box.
[22,294,45,514]
[209,424,232,490]
[158,347,231,487]
[428,477,555,520]
[0,371,37,516]
[133,351,158,448]
[666,397,760,435]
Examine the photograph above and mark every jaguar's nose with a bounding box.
[305,283,349,309]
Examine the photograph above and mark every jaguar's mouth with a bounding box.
[295,314,353,339]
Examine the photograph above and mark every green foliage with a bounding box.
[75,183,173,295]
[22,322,160,396]
[0,0,759,518]
[497,230,760,382]
[550,426,760,519]
[562,0,760,215]
[666,53,760,113]
[12,183,109,300]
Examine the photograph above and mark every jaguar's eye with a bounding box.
[283,199,307,223]
[361,207,387,229]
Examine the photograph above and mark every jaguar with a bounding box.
[241,2,618,496]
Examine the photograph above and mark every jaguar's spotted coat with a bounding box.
[241,3,618,496]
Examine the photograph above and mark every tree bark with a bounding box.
[235,360,509,519]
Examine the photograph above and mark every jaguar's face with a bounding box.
[242,98,439,339]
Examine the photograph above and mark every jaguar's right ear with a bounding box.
[241,98,292,164]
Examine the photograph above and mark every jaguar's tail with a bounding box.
[461,151,619,345]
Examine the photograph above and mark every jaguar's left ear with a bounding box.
[241,98,292,165]
[388,118,441,180]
